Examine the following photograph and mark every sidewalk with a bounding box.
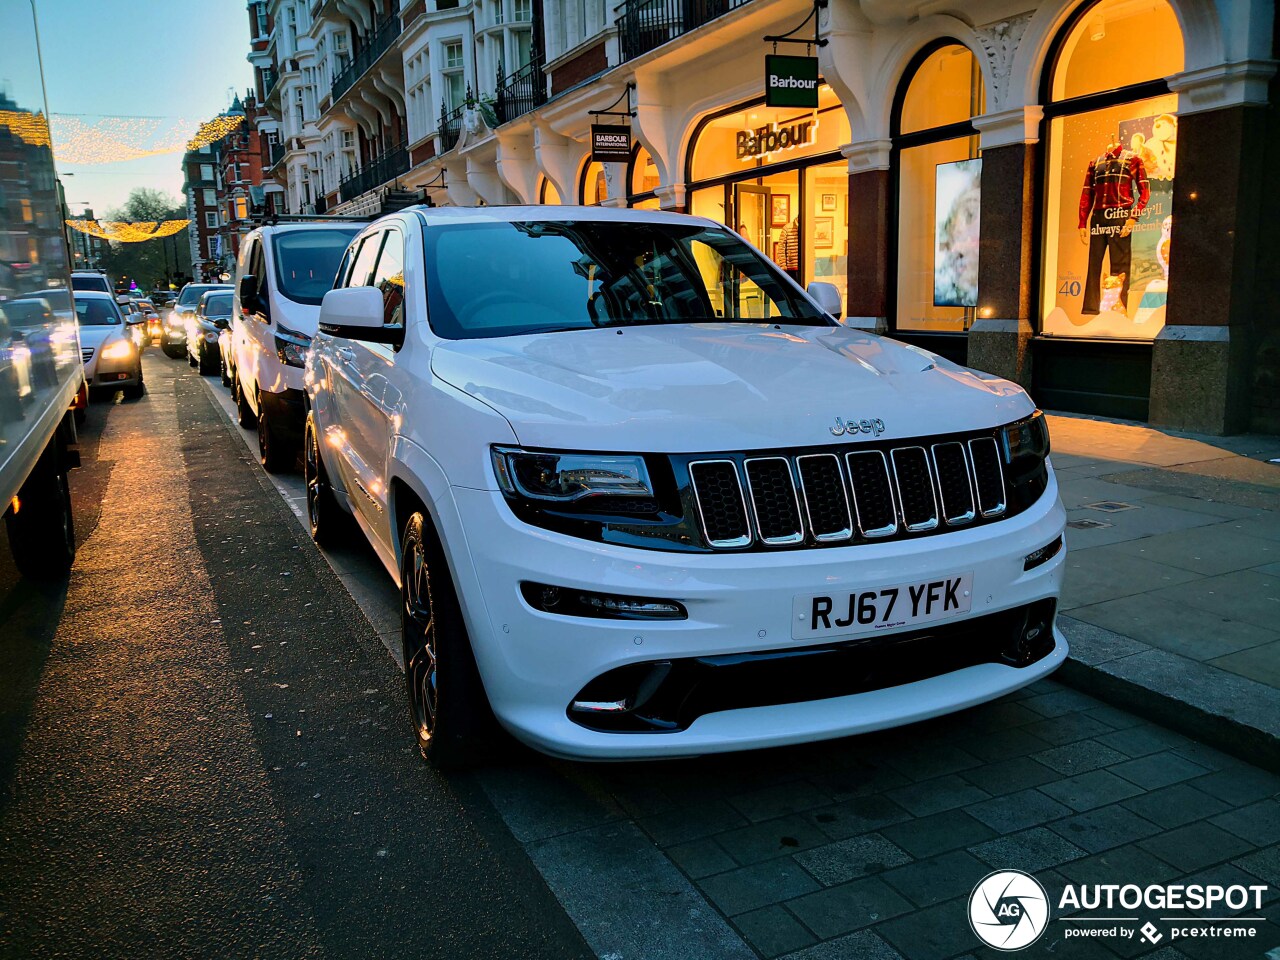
[1046,412,1280,770]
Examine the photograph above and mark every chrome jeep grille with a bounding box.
[687,434,1009,550]
[81,347,94,363]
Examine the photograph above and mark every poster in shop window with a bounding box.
[1114,113,1175,328]
[933,158,981,308]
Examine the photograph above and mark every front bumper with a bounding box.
[445,468,1068,759]
[86,351,139,387]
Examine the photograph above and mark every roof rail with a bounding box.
[258,212,375,226]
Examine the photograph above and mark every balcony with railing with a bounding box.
[438,101,464,153]
[268,141,286,170]
[494,56,548,125]
[337,141,409,203]
[330,13,402,103]
[618,0,753,62]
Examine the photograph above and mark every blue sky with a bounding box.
[36,0,255,216]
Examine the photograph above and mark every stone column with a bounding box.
[842,140,891,333]
[967,106,1042,387]
[1149,60,1277,434]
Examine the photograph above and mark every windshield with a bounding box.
[273,228,360,305]
[422,220,829,340]
[75,297,122,326]
[203,293,234,318]
[179,284,227,307]
[2,299,51,325]
[71,275,110,293]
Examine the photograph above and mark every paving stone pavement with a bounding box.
[498,676,1280,960]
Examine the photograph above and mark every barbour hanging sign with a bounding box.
[590,124,632,162]
[765,54,819,108]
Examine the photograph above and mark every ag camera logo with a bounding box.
[969,870,1050,951]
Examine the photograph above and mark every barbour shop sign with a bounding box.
[590,124,632,162]
[765,54,819,108]
[736,120,817,161]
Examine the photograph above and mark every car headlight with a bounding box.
[492,448,654,502]
[274,322,311,368]
[1000,410,1051,507]
[100,339,135,360]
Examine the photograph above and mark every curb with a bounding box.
[1054,616,1280,774]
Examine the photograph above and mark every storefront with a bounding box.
[664,85,852,307]
[1032,0,1184,420]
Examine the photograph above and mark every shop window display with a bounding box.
[1040,0,1183,339]
[894,44,984,333]
[580,160,608,205]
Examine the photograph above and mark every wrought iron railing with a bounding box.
[331,13,402,102]
[438,101,464,153]
[337,141,409,203]
[618,0,751,62]
[494,55,548,125]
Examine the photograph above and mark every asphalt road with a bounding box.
[0,352,592,960]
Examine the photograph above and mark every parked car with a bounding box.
[70,270,112,294]
[304,207,1067,769]
[134,298,162,341]
[75,291,143,399]
[185,289,233,375]
[117,297,149,350]
[162,282,231,358]
[228,222,361,472]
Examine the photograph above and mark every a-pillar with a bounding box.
[1149,61,1277,434]
[967,106,1042,388]
[842,139,891,333]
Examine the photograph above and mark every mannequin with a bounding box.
[1078,137,1149,314]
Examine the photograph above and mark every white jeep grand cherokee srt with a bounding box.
[305,206,1066,768]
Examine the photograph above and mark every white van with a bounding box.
[228,222,362,472]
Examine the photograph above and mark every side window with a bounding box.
[370,229,404,327]
[346,232,384,289]
[238,237,255,276]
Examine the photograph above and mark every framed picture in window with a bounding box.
[813,217,834,248]
[821,193,837,212]
[770,194,790,227]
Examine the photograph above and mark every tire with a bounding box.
[188,348,198,368]
[122,364,145,400]
[304,414,349,547]
[257,395,294,473]
[400,511,500,770]
[220,354,232,387]
[162,342,184,359]
[5,440,74,579]
[73,406,86,427]
[235,374,257,429]
[198,347,217,377]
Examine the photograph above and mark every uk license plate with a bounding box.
[792,572,974,641]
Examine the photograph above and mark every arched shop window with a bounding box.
[539,176,562,205]
[1040,0,1183,340]
[891,43,985,346]
[684,85,851,304]
[579,160,607,205]
[628,145,661,209]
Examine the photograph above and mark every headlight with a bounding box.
[492,448,654,502]
[999,410,1051,508]
[100,339,135,360]
[274,322,311,368]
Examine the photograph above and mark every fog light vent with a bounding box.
[521,582,687,620]
[1023,535,1063,571]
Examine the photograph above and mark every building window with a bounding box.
[254,2,268,37]
[579,160,607,205]
[203,188,217,206]
[200,163,214,181]
[1040,0,1183,340]
[891,43,984,335]
[205,211,218,228]
[684,89,850,296]
[443,40,466,111]
[538,176,561,205]
[514,0,531,21]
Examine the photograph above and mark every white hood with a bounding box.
[430,324,1034,452]
[77,324,123,350]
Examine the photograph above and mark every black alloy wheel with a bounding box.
[303,414,346,546]
[235,373,257,429]
[399,512,499,769]
[5,442,74,579]
[257,396,292,473]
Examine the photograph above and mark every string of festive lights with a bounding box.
[46,113,244,165]
[65,219,191,243]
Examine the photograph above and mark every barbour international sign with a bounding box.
[590,124,632,162]
[765,54,819,108]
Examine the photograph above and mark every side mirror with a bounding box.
[807,281,843,320]
[318,287,400,344]
[213,317,230,330]
[239,274,258,307]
